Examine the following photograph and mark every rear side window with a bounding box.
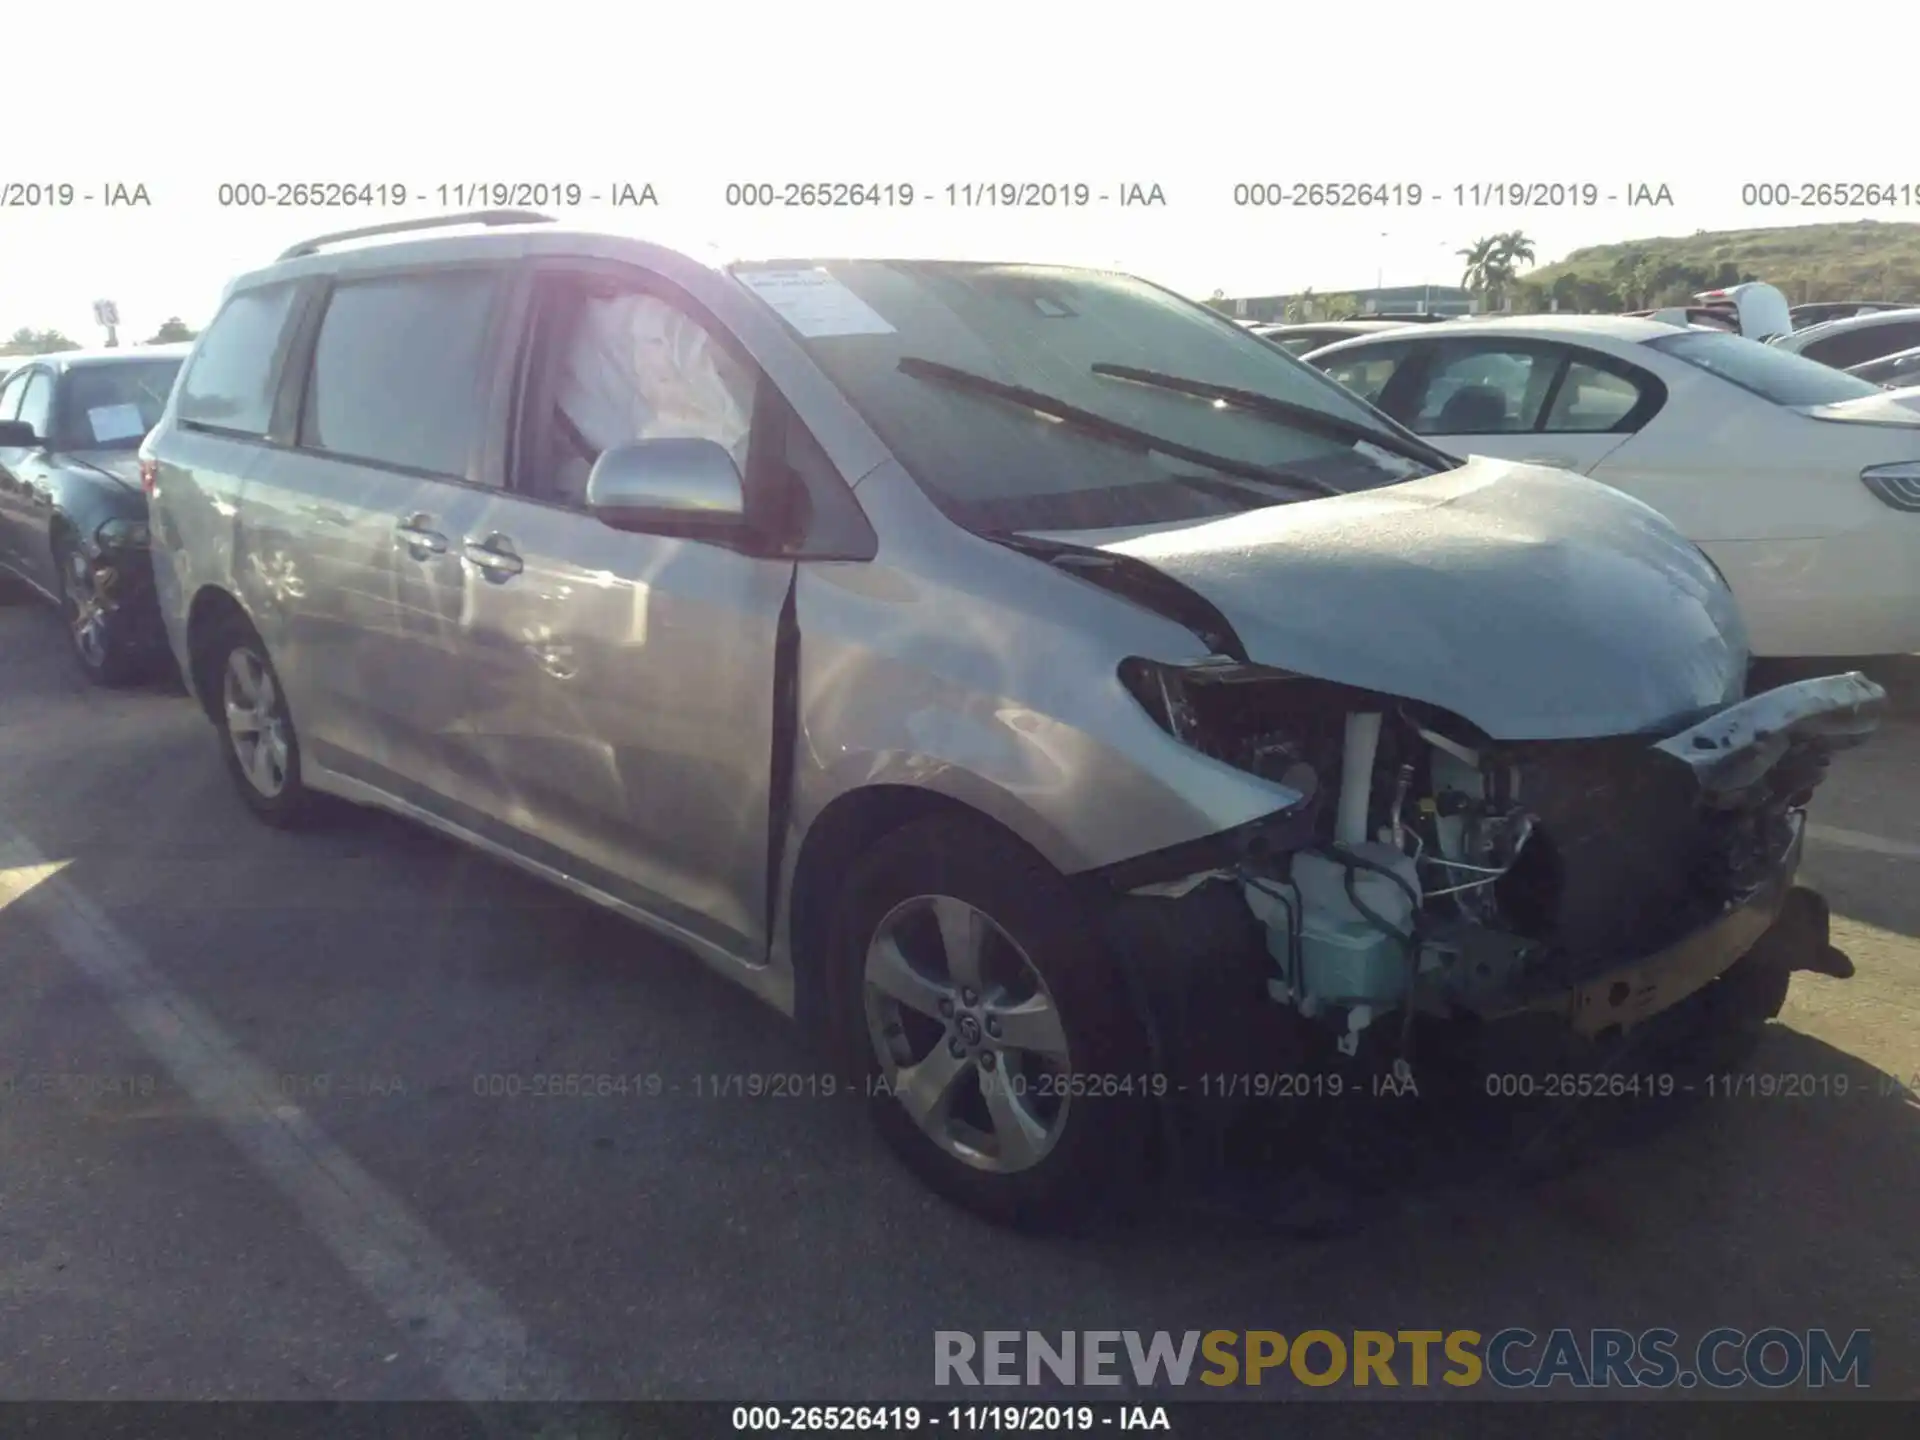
[299,270,499,477]
[1542,360,1645,432]
[177,282,299,435]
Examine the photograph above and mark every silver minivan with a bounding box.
[142,211,1879,1229]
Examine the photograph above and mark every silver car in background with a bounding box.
[142,212,1880,1230]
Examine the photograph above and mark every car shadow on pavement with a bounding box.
[8,774,1915,1399]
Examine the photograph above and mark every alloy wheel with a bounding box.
[863,894,1074,1174]
[223,648,291,798]
[62,549,109,670]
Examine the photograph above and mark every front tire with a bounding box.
[826,813,1153,1231]
[205,618,320,828]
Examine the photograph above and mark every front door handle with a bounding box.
[463,533,523,581]
[396,514,448,559]
[1525,452,1579,469]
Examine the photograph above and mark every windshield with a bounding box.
[53,357,184,450]
[732,261,1446,532]
[1644,330,1882,407]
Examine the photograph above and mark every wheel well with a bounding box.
[786,785,1033,1029]
[186,586,250,722]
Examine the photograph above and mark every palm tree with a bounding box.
[1493,230,1537,273]
[1457,237,1499,304]
[1466,231,1538,312]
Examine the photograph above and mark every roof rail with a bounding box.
[276,209,557,262]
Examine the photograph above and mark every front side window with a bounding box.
[1648,330,1882,406]
[1410,345,1550,434]
[732,260,1446,534]
[517,278,758,508]
[300,269,500,476]
[178,282,299,435]
[54,359,185,449]
[15,370,53,438]
[0,368,26,422]
[1315,343,1411,405]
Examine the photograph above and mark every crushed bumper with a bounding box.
[1486,816,1828,1038]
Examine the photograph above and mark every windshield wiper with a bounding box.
[979,530,1248,660]
[896,355,1345,497]
[1089,362,1453,470]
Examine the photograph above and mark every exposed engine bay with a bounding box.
[1117,657,1886,1055]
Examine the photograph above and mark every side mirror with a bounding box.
[586,437,746,535]
[0,420,40,447]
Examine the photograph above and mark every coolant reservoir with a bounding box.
[1288,845,1422,1009]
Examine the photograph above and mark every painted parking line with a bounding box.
[0,823,576,1403]
[1807,824,1920,863]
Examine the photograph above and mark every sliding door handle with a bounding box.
[396,514,448,558]
[463,533,523,580]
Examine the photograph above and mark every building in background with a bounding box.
[1218,283,1477,323]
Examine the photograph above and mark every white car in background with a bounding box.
[1303,315,1920,660]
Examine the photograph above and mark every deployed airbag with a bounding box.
[553,294,757,503]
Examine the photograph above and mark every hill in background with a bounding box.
[1516,220,1920,311]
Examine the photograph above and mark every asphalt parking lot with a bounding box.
[2,581,1916,1403]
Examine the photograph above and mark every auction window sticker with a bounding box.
[87,403,148,443]
[734,268,897,339]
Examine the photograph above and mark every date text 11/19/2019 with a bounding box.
[730,1405,1171,1432]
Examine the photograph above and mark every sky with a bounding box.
[4,0,1914,344]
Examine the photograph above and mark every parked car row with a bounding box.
[0,212,1890,1230]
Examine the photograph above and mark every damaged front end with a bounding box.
[1100,657,1884,1073]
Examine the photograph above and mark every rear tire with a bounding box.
[54,537,144,688]
[203,616,321,829]
[826,812,1153,1231]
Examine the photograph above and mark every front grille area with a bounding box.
[1498,739,1719,963]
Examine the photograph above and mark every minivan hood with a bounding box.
[1027,458,1748,741]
